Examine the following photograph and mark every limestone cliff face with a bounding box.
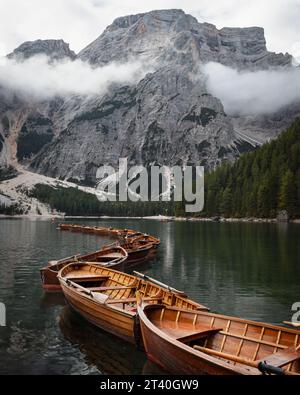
[7,39,76,61]
[0,10,299,185]
[79,10,291,70]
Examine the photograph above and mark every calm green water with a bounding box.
[0,218,299,374]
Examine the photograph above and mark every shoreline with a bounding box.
[0,213,299,224]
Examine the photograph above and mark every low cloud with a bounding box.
[0,55,149,99]
[203,62,300,116]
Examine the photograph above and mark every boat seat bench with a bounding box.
[177,328,223,343]
[87,285,136,292]
[152,321,223,342]
[106,296,162,304]
[66,275,110,282]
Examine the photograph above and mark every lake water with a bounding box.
[0,218,299,374]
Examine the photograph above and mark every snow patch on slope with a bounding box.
[0,168,102,217]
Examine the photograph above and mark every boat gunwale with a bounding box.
[58,262,205,312]
[42,246,128,274]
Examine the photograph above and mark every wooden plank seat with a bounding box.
[87,285,136,292]
[177,328,223,343]
[257,346,300,367]
[152,322,222,342]
[106,296,162,305]
[66,275,109,282]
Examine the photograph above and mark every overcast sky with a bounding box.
[0,0,299,60]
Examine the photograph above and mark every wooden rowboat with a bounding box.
[41,235,159,291]
[118,237,158,264]
[57,223,160,263]
[58,224,141,238]
[58,263,208,344]
[123,233,160,248]
[137,301,300,375]
[118,230,160,246]
[58,224,161,244]
[40,246,128,291]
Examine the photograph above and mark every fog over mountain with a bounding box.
[0,9,300,187]
[203,62,300,116]
[0,55,149,99]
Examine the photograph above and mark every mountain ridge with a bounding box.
[7,39,76,61]
[0,8,299,192]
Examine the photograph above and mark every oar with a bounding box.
[133,271,186,295]
[193,344,300,375]
[283,321,300,328]
[60,278,94,297]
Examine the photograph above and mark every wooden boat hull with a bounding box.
[41,229,158,291]
[60,279,136,343]
[41,259,127,291]
[58,263,206,345]
[139,310,237,374]
[41,246,128,291]
[40,268,63,291]
[138,305,243,375]
[138,304,300,375]
[126,246,155,266]
[40,247,156,291]
[58,224,160,245]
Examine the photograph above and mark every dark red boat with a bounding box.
[40,246,128,291]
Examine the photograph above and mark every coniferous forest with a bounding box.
[202,118,300,219]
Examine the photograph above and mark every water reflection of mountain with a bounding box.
[59,306,162,375]
[145,222,300,324]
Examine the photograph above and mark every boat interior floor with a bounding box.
[153,319,300,374]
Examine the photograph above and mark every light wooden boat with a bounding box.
[137,301,300,375]
[40,246,128,291]
[58,263,208,344]
[58,306,147,375]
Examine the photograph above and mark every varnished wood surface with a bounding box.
[40,246,128,290]
[58,263,207,344]
[138,303,300,375]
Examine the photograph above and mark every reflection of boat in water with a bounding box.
[40,292,67,308]
[59,306,150,375]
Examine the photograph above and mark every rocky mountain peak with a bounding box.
[7,39,77,61]
[107,9,187,30]
[78,9,292,70]
[0,9,299,187]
